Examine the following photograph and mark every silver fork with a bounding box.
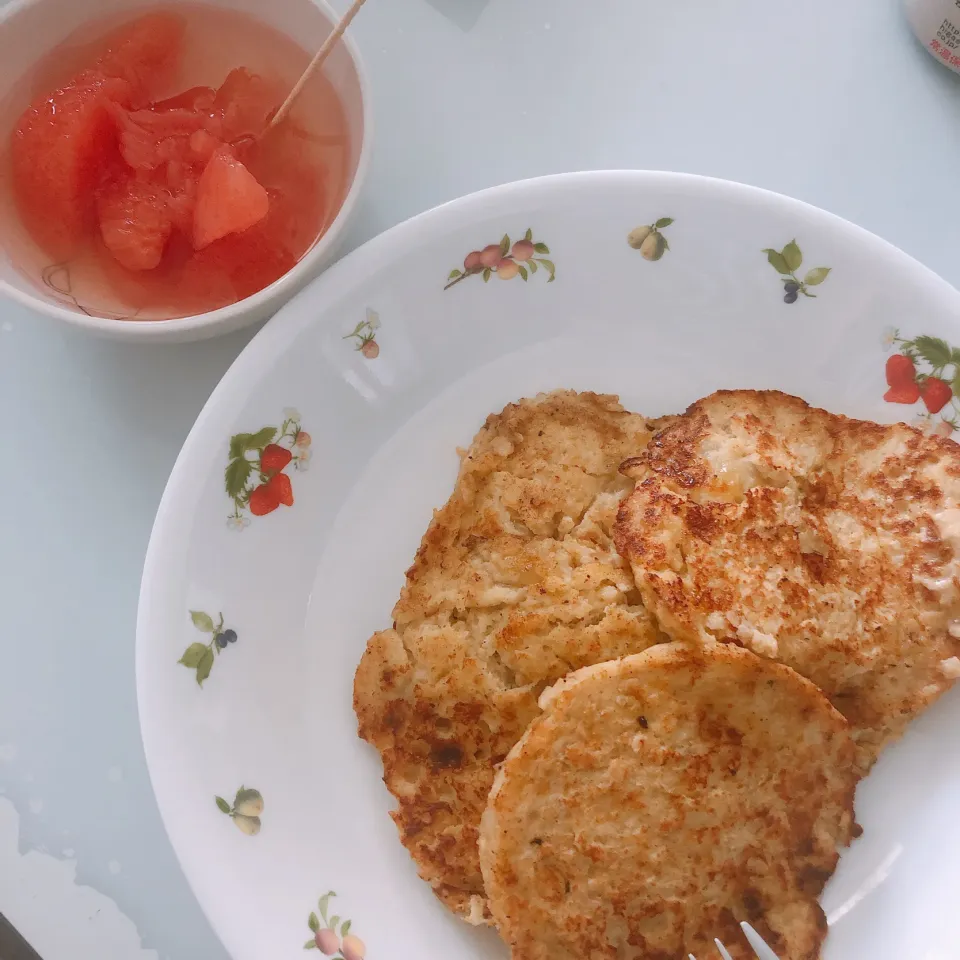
[691,922,780,960]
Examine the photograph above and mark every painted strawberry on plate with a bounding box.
[883,329,960,434]
[343,308,381,358]
[225,409,310,526]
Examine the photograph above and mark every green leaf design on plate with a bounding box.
[534,242,549,254]
[654,217,674,229]
[524,227,533,241]
[329,915,340,932]
[247,426,278,450]
[304,939,317,950]
[763,248,789,275]
[803,266,831,286]
[308,913,320,933]
[340,920,351,937]
[228,433,253,459]
[196,648,214,686]
[225,458,253,499]
[498,234,510,257]
[537,258,556,281]
[448,269,461,280]
[914,335,953,368]
[527,259,538,273]
[190,611,215,633]
[518,265,528,281]
[215,796,231,814]
[318,892,335,920]
[482,267,491,282]
[179,642,209,667]
[782,240,802,272]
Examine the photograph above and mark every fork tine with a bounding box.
[740,922,779,960]
[714,940,735,960]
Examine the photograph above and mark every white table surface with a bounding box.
[1,0,959,957]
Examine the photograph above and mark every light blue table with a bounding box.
[2,1,959,957]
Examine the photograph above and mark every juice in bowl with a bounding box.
[0,0,369,341]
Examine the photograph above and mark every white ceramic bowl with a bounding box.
[0,0,370,342]
[138,171,960,960]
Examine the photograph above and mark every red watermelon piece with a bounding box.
[97,176,173,271]
[192,146,269,250]
[152,86,216,113]
[96,12,186,102]
[11,70,133,258]
[212,68,279,141]
[109,101,208,172]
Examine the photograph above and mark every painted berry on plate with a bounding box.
[884,329,960,432]
[344,309,381,358]
[762,240,831,301]
[304,892,365,957]
[446,228,554,288]
[178,611,237,686]
[225,410,309,525]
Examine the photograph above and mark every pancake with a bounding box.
[615,389,960,770]
[354,390,664,921]
[479,642,858,960]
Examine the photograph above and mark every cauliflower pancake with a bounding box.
[353,391,663,922]
[615,389,960,770]
[479,643,858,960]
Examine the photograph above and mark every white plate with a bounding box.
[136,172,960,960]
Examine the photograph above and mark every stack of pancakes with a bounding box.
[354,389,960,959]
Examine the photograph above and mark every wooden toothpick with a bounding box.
[267,0,368,131]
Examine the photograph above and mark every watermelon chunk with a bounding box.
[11,70,133,257]
[108,100,208,171]
[96,12,186,102]
[212,68,279,141]
[152,86,216,113]
[188,129,220,164]
[192,146,269,250]
[97,176,173,271]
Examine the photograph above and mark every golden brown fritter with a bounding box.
[615,389,960,770]
[479,642,858,960]
[354,391,664,922]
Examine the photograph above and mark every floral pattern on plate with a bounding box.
[883,329,959,434]
[178,610,238,686]
[445,228,554,288]
[344,309,381,359]
[225,409,311,526]
[762,240,831,302]
[626,217,673,260]
[305,892,366,958]
[215,786,263,836]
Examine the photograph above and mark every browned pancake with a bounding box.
[354,390,663,921]
[480,642,858,960]
[615,389,960,770]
